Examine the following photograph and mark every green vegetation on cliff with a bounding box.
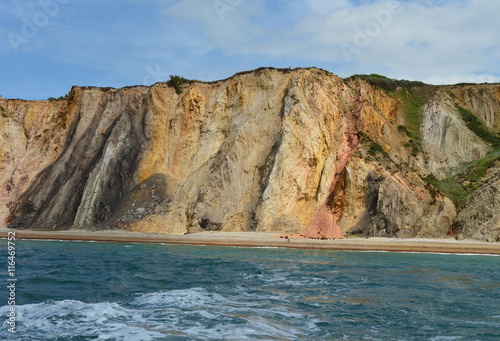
[399,86,437,156]
[458,148,500,182]
[350,74,436,157]
[456,105,500,147]
[167,75,190,94]
[358,131,390,159]
[350,74,426,92]
[424,148,500,206]
[0,104,11,118]
[423,175,468,205]
[47,92,70,102]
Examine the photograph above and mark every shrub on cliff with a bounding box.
[47,92,70,102]
[350,74,427,92]
[358,132,390,159]
[167,75,190,94]
[423,175,468,205]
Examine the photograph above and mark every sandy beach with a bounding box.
[1,227,499,255]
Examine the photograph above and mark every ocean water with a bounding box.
[0,240,499,340]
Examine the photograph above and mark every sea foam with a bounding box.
[1,287,306,340]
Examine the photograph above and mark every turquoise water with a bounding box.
[1,240,499,340]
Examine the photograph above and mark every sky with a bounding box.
[0,0,499,100]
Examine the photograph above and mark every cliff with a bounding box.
[1,68,499,241]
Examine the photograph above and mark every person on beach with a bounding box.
[285,236,291,243]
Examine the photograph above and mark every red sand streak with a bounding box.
[300,132,359,240]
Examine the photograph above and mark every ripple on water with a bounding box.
[1,240,499,340]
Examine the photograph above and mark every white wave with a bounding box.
[0,287,316,340]
[243,268,330,287]
[130,288,311,339]
[0,300,164,341]
[132,287,227,308]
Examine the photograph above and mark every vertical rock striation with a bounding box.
[421,92,490,179]
[1,68,499,240]
[300,132,359,239]
[455,165,500,242]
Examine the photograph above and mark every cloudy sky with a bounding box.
[1,0,499,100]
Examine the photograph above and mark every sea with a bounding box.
[1,239,499,341]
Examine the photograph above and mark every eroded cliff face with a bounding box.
[1,68,499,240]
[455,165,500,242]
[421,91,490,179]
[0,99,70,226]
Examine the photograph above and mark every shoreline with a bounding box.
[1,227,500,255]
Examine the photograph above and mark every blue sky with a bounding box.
[1,0,499,100]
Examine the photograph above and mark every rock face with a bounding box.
[1,68,499,240]
[455,165,500,242]
[421,92,490,179]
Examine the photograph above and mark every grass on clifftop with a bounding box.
[350,74,426,92]
[47,92,70,102]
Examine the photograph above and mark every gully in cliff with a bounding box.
[301,132,360,240]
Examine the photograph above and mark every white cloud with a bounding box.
[162,0,266,49]
[306,0,351,15]
[1,0,499,99]
[155,0,499,83]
